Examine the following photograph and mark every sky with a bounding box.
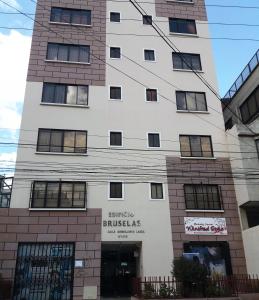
[0,0,258,175]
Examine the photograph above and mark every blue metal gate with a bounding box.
[13,242,74,300]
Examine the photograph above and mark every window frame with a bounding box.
[172,52,202,71]
[110,11,121,23]
[145,88,158,102]
[176,91,207,112]
[37,129,88,154]
[108,181,124,200]
[109,86,122,100]
[42,83,89,106]
[179,135,214,158]
[184,184,223,211]
[46,43,90,64]
[110,47,121,59]
[50,7,92,26]
[30,181,87,209]
[109,130,123,147]
[169,18,197,35]
[143,15,152,25]
[147,132,161,148]
[144,49,156,62]
[239,86,259,124]
[150,182,164,200]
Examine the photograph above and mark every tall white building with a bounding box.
[0,0,247,299]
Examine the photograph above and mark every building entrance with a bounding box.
[101,243,140,298]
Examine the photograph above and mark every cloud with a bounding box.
[0,30,31,131]
[0,151,17,175]
[0,0,20,11]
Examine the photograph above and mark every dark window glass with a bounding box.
[42,83,88,105]
[110,12,120,22]
[110,86,121,100]
[172,53,202,70]
[148,133,160,147]
[143,15,152,25]
[151,183,163,199]
[110,182,123,199]
[31,181,86,208]
[50,7,91,25]
[146,89,157,102]
[144,50,155,61]
[225,118,233,130]
[179,135,213,157]
[110,47,121,59]
[176,91,207,111]
[169,18,197,34]
[110,132,122,146]
[47,43,90,63]
[246,208,259,228]
[240,86,259,124]
[37,129,87,153]
[184,184,222,210]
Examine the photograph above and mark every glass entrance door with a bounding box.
[101,243,139,298]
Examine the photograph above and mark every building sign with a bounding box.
[184,217,227,236]
[103,211,145,239]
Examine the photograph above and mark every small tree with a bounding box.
[172,257,208,297]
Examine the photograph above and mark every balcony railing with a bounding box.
[223,49,259,101]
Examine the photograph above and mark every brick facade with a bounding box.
[27,0,106,86]
[155,0,207,21]
[0,208,102,300]
[166,157,247,274]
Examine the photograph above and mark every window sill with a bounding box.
[40,103,89,108]
[49,21,92,28]
[108,198,124,201]
[110,57,121,60]
[36,152,88,156]
[109,98,123,101]
[173,68,204,73]
[29,208,87,211]
[150,198,165,201]
[144,60,156,63]
[176,110,209,114]
[166,0,194,4]
[45,59,91,65]
[185,209,224,213]
[180,156,216,160]
[169,32,198,38]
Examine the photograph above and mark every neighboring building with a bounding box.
[0,176,13,207]
[223,49,259,275]
[0,0,247,299]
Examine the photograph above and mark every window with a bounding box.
[14,243,74,299]
[246,208,259,228]
[150,183,163,199]
[256,139,259,158]
[46,43,90,63]
[110,47,121,59]
[172,53,202,71]
[240,86,259,124]
[184,184,222,210]
[42,83,88,105]
[179,135,213,157]
[110,131,122,146]
[50,7,91,25]
[176,91,207,111]
[184,242,232,276]
[144,49,155,61]
[169,18,196,34]
[148,133,160,148]
[146,89,157,102]
[109,182,123,199]
[110,86,121,100]
[143,15,152,25]
[31,181,86,208]
[110,12,120,22]
[37,129,87,153]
